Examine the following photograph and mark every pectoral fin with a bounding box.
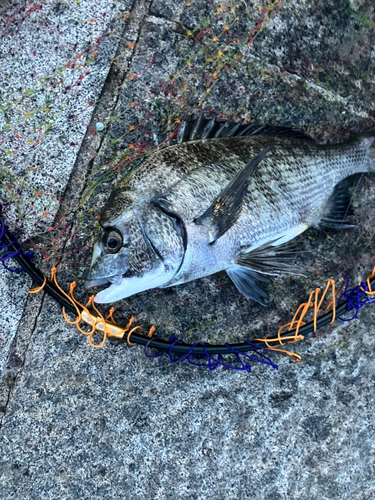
[195,146,271,243]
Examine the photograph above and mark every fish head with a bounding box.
[85,196,185,303]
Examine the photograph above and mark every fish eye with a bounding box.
[103,228,123,254]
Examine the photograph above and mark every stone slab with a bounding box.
[0,0,130,369]
[0,295,374,500]
[1,1,375,499]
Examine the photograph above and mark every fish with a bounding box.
[84,118,375,304]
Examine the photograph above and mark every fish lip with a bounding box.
[84,277,110,288]
[85,273,124,289]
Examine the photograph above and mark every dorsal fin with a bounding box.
[194,146,271,243]
[153,116,311,147]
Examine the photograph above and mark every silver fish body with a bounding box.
[86,129,375,304]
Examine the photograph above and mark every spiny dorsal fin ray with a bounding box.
[226,266,270,305]
[195,146,271,243]
[235,239,302,276]
[154,116,311,147]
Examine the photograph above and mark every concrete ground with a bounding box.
[1,0,375,499]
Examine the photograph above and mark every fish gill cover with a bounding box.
[1,0,375,352]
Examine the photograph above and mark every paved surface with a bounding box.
[0,0,128,363]
[1,0,375,499]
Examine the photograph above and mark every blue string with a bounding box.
[144,337,168,358]
[0,204,33,273]
[336,276,375,322]
[144,274,375,372]
[3,194,375,370]
[144,334,279,373]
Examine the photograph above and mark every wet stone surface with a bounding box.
[1,0,375,499]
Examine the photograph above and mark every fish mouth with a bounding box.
[93,264,168,304]
[84,274,123,289]
[84,277,110,288]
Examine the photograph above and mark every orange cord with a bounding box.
[254,279,336,362]
[27,267,154,348]
[86,296,108,348]
[123,317,135,345]
[28,275,47,293]
[106,307,117,323]
[127,325,141,346]
[359,266,375,295]
[28,266,375,358]
[147,325,156,338]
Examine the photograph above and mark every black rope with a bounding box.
[1,221,371,355]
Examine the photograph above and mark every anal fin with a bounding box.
[226,266,270,305]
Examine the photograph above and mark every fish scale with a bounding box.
[156,137,366,246]
[86,122,375,305]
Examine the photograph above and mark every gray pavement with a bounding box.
[0,0,128,369]
[1,1,375,499]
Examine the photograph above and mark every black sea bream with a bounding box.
[85,120,375,304]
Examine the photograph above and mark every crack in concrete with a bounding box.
[0,0,153,430]
[55,0,153,242]
[0,291,45,431]
[149,0,192,32]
